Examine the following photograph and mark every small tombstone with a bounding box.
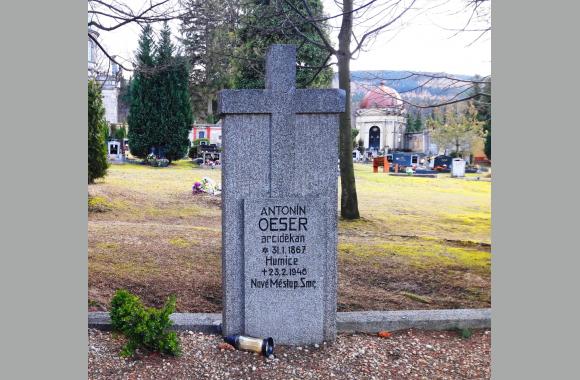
[218,45,345,345]
[452,158,466,177]
[373,156,389,173]
[107,141,122,161]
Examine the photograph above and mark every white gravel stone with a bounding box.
[88,329,491,379]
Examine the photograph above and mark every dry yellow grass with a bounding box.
[88,160,491,312]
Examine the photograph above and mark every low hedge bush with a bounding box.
[110,289,181,357]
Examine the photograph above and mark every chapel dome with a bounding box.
[359,81,403,109]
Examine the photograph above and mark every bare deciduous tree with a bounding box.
[88,0,183,71]
[270,0,417,219]
[429,103,486,156]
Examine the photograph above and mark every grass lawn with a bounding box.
[88,161,490,312]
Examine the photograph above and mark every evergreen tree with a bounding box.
[155,23,194,162]
[406,111,423,133]
[88,79,109,183]
[414,112,423,132]
[127,25,156,158]
[114,127,126,140]
[481,80,491,159]
[470,76,491,159]
[127,24,193,162]
[406,113,415,132]
[180,0,238,121]
[118,76,132,123]
[233,0,333,89]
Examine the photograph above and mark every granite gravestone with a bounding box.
[218,45,345,345]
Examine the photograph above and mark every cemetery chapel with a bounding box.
[354,82,408,152]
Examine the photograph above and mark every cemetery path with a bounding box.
[89,328,490,379]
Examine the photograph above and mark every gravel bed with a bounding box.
[88,328,490,379]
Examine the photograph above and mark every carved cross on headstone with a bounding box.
[218,45,345,197]
[218,44,345,345]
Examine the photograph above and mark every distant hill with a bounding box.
[334,70,480,114]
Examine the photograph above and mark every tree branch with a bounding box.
[88,32,131,71]
[351,0,417,56]
[301,52,333,87]
[281,0,336,54]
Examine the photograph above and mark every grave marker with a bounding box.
[218,45,345,345]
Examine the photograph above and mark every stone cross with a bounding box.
[218,45,345,345]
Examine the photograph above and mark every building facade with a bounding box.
[354,82,407,153]
[190,121,223,146]
[88,28,99,77]
[98,69,120,125]
[88,27,121,126]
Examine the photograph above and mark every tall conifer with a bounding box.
[233,0,333,89]
[155,23,193,162]
[128,25,156,158]
[88,79,109,183]
[128,24,193,162]
[414,112,423,132]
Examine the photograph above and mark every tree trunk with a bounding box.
[337,0,360,220]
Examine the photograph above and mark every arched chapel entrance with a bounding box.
[369,126,380,150]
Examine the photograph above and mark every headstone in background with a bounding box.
[452,158,466,177]
[107,141,122,161]
[218,44,345,345]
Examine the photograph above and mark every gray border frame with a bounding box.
[493,1,580,378]
[3,0,580,378]
[0,0,87,378]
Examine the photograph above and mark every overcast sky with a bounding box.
[93,0,490,77]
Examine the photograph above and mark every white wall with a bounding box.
[210,129,222,145]
[101,88,118,124]
[356,114,406,150]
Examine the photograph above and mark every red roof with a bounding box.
[360,82,403,109]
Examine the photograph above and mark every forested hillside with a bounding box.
[337,70,480,116]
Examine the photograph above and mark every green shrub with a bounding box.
[458,327,473,339]
[114,126,127,140]
[192,138,209,147]
[110,289,181,357]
